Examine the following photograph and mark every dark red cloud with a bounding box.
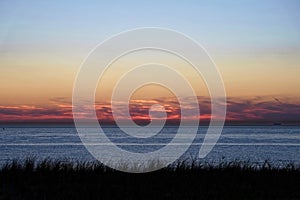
[225,96,300,123]
[0,96,299,124]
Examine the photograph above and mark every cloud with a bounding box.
[0,96,299,124]
[225,96,300,122]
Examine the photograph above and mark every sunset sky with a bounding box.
[0,0,300,124]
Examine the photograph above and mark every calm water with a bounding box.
[0,126,299,165]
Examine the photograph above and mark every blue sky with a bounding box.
[1,0,300,52]
[0,0,300,105]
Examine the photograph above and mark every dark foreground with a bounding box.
[0,159,299,200]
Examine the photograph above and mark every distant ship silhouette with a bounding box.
[273,122,282,126]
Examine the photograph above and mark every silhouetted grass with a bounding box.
[0,158,299,200]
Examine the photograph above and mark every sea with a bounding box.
[0,125,299,166]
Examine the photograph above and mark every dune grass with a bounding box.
[0,158,299,200]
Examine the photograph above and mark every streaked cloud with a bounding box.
[0,96,299,124]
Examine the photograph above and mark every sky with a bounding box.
[0,0,300,124]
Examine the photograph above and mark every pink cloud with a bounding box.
[0,96,299,124]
